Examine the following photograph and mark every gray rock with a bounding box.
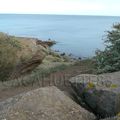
[100,116,119,120]
[0,86,95,120]
[69,73,120,118]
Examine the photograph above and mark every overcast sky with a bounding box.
[0,0,120,16]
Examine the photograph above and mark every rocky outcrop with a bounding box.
[36,39,56,48]
[10,50,46,79]
[0,33,51,81]
[69,73,120,118]
[0,86,96,120]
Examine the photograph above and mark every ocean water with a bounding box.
[0,14,120,57]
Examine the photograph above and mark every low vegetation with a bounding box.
[74,58,97,74]
[0,33,21,81]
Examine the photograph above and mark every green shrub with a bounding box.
[0,33,21,81]
[95,23,120,73]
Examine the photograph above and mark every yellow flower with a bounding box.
[87,82,95,89]
[117,112,120,117]
[110,84,118,89]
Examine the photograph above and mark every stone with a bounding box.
[0,86,95,120]
[10,51,46,79]
[100,116,119,120]
[69,72,120,118]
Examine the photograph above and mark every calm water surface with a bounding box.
[0,14,120,57]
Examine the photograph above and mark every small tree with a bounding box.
[96,23,120,73]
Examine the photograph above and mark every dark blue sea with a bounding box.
[0,14,120,57]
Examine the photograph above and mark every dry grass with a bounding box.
[0,33,21,81]
[0,33,48,81]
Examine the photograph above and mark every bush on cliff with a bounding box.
[0,33,21,81]
[96,23,120,73]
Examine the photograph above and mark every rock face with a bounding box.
[10,51,46,79]
[0,86,95,120]
[69,73,120,118]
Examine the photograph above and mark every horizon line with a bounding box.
[0,13,120,17]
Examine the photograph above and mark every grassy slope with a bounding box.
[0,32,74,81]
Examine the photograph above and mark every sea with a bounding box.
[0,14,120,58]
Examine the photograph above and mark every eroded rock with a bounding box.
[10,51,46,79]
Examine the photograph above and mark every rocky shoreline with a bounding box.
[0,33,120,120]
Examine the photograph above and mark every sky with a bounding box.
[0,0,120,16]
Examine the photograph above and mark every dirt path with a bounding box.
[0,60,95,102]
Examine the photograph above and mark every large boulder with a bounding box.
[69,72,120,118]
[0,86,95,120]
[10,50,46,79]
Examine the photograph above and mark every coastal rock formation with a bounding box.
[36,39,56,47]
[0,33,58,80]
[69,72,120,118]
[10,50,46,79]
[0,33,50,81]
[0,86,96,120]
